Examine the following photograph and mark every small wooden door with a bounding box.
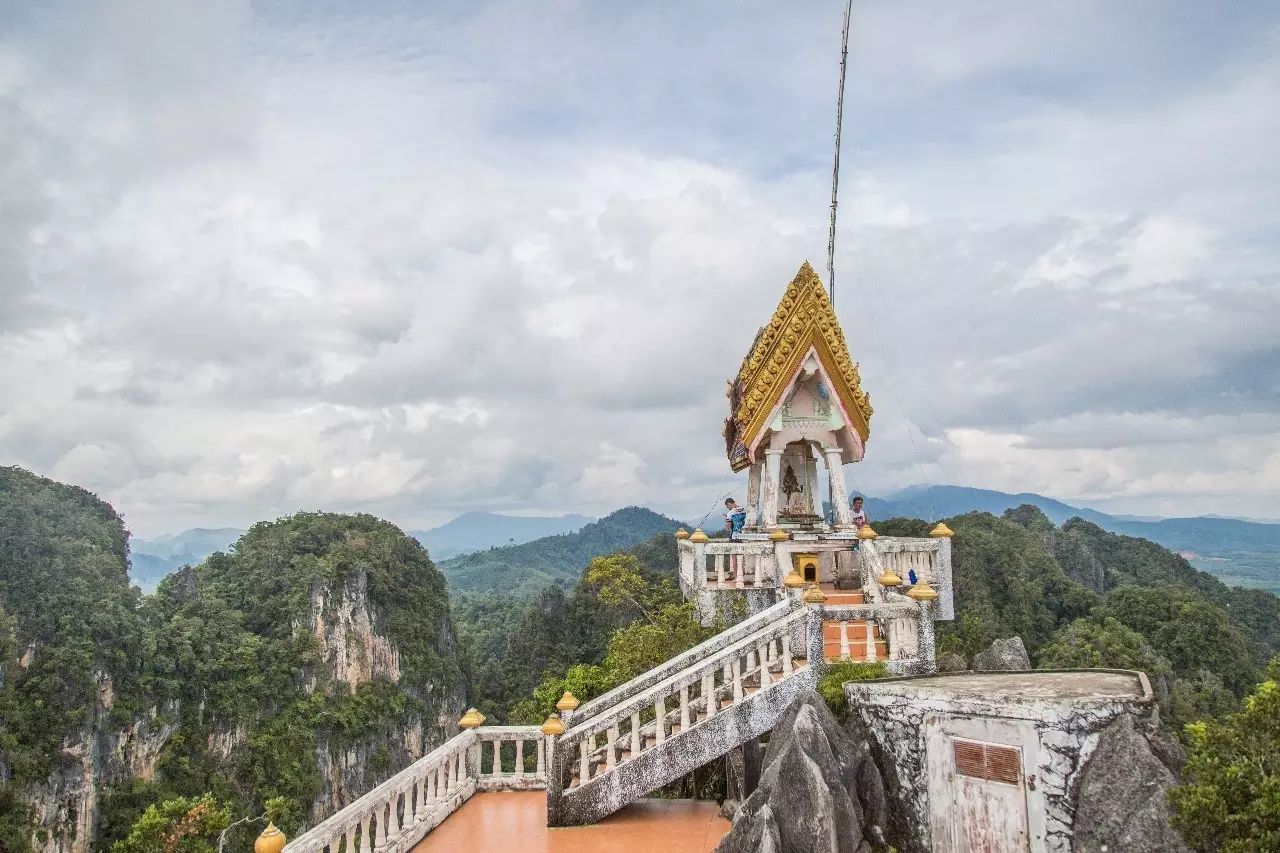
[939,738,1030,853]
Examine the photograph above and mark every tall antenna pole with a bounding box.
[826,0,853,306]
[826,0,853,529]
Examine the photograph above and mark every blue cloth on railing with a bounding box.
[908,569,918,585]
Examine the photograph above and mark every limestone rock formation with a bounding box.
[936,652,967,672]
[717,692,888,853]
[1073,715,1191,853]
[972,636,1030,671]
[1,467,466,853]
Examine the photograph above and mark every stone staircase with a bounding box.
[816,590,887,662]
[547,601,821,826]
[279,583,937,850]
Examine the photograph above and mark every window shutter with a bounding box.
[953,739,1022,785]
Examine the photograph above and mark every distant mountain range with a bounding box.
[127,485,1279,595]
[409,511,594,561]
[439,506,685,596]
[131,527,244,591]
[128,512,598,591]
[860,485,1279,594]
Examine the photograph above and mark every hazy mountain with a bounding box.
[864,485,1279,594]
[130,526,244,590]
[440,506,684,596]
[411,511,594,561]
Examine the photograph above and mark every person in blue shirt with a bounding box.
[724,498,748,537]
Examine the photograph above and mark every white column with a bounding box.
[745,462,763,528]
[804,452,820,517]
[824,446,853,528]
[762,448,783,528]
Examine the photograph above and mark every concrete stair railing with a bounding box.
[546,603,823,826]
[283,726,547,853]
[569,598,795,724]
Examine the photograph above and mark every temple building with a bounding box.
[725,261,872,532]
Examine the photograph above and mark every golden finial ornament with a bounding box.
[768,527,790,542]
[803,584,827,604]
[857,524,878,541]
[254,822,286,853]
[782,569,804,588]
[877,568,903,587]
[689,528,709,543]
[930,522,954,538]
[675,528,689,540]
[907,581,939,602]
[541,714,566,736]
[458,708,486,729]
[555,691,580,712]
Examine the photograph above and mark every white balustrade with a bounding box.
[558,607,809,791]
[683,541,781,591]
[284,725,546,853]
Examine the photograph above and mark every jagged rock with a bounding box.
[972,636,1030,671]
[717,691,887,853]
[937,652,967,672]
[1073,715,1191,853]
[720,799,740,821]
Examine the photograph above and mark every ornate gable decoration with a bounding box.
[724,262,872,471]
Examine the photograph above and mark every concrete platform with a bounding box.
[852,669,1149,702]
[412,791,730,853]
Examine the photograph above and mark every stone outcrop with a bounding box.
[1073,714,1190,853]
[972,636,1030,671]
[717,691,888,853]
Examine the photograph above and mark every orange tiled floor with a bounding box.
[411,791,730,853]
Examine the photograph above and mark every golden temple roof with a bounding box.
[724,262,872,472]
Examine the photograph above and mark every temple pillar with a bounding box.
[761,448,783,528]
[745,462,762,529]
[804,451,820,520]
[823,446,853,529]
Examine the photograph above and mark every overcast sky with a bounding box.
[2,1,1278,537]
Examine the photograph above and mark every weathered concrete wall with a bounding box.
[845,670,1156,853]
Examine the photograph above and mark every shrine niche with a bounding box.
[723,262,873,531]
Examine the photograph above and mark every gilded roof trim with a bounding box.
[724,262,872,471]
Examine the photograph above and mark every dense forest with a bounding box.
[2,461,1277,851]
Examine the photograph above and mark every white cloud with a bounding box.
[1,1,1277,535]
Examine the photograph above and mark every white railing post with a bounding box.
[630,711,642,756]
[703,673,716,719]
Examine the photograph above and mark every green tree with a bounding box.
[585,554,661,622]
[110,794,229,853]
[1037,616,1171,674]
[1169,658,1280,852]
